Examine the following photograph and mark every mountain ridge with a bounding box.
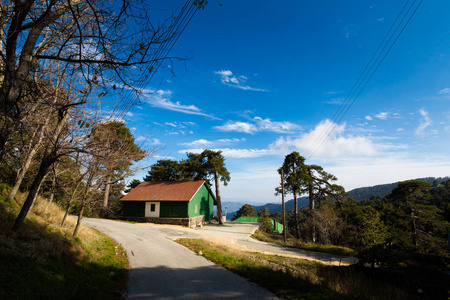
[225,176,449,219]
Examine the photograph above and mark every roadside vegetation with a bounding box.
[0,184,127,299]
[252,230,355,257]
[178,238,449,300]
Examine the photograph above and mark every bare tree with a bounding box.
[4,0,205,230]
[87,120,147,218]
[0,0,206,159]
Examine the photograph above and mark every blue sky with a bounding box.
[121,1,450,204]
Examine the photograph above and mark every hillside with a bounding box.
[226,176,449,217]
[347,176,449,200]
[0,184,127,299]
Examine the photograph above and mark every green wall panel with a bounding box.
[187,184,213,221]
[160,201,188,218]
[122,202,145,217]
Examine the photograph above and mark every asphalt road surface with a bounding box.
[82,218,279,300]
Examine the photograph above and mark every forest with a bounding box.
[235,152,450,268]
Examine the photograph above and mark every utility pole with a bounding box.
[281,169,287,243]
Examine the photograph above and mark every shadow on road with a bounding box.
[128,265,278,300]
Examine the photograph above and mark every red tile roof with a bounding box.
[120,180,213,202]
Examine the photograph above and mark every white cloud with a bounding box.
[180,138,245,148]
[322,91,343,95]
[438,88,450,94]
[135,136,161,145]
[214,117,301,134]
[180,139,213,147]
[164,121,197,129]
[214,121,258,134]
[365,116,373,121]
[269,119,379,158]
[326,155,450,191]
[374,112,388,120]
[143,89,218,119]
[416,109,432,135]
[254,117,302,133]
[221,154,450,204]
[377,18,384,21]
[324,98,345,105]
[179,148,274,158]
[126,112,133,117]
[213,70,267,92]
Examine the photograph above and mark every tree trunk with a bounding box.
[309,184,316,243]
[101,174,112,218]
[294,193,300,239]
[48,173,56,203]
[61,200,71,227]
[61,183,81,226]
[281,169,287,243]
[8,113,49,200]
[12,108,70,230]
[12,155,53,230]
[214,170,224,225]
[308,169,316,243]
[73,172,95,236]
[73,204,84,237]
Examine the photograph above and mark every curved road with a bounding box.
[82,218,278,300]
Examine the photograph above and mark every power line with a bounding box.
[114,0,200,118]
[303,0,423,159]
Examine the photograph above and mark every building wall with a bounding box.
[123,201,145,217]
[122,183,214,219]
[159,201,188,218]
[187,184,214,221]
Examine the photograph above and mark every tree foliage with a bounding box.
[231,204,257,221]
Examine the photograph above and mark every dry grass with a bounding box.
[0,186,128,299]
[178,238,449,300]
[252,230,356,257]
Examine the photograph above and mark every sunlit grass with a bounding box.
[252,230,356,257]
[177,238,448,299]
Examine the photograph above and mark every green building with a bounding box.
[120,180,216,227]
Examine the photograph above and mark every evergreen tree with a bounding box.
[232,204,257,221]
[144,159,184,181]
[384,180,449,254]
[279,152,308,239]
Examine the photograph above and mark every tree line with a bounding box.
[237,151,450,266]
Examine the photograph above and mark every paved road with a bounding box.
[82,218,278,300]
[190,222,357,266]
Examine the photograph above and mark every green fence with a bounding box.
[232,216,284,233]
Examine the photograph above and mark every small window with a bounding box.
[194,204,198,214]
[150,204,156,212]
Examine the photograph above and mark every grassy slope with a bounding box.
[252,230,356,257]
[0,185,127,299]
[177,238,450,300]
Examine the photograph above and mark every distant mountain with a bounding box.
[225,197,309,220]
[253,197,309,214]
[347,176,449,201]
[225,176,449,217]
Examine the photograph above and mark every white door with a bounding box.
[145,202,160,217]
